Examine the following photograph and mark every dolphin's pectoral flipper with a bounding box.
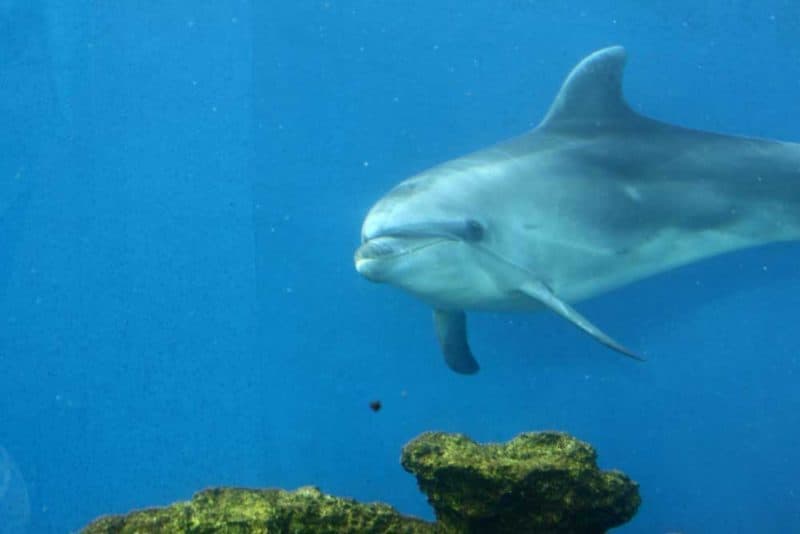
[519,281,644,362]
[433,309,480,374]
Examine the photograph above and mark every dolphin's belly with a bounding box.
[414,279,540,312]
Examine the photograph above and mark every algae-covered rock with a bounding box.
[82,431,640,533]
[82,486,435,534]
[401,431,640,534]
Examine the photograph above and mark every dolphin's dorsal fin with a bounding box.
[539,46,637,132]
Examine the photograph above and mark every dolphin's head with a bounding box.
[354,172,493,305]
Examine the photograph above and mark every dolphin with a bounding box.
[354,46,800,374]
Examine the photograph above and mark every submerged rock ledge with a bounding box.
[83,486,433,533]
[82,431,639,534]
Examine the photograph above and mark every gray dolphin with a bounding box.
[354,46,800,374]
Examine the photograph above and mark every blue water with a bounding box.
[1,2,799,532]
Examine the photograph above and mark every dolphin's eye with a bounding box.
[463,219,485,241]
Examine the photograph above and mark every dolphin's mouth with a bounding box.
[361,219,485,245]
[354,235,446,262]
[354,219,485,279]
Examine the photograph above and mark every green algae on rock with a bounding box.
[401,431,640,534]
[82,486,435,534]
[82,431,640,533]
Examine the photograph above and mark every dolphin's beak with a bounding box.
[354,235,448,281]
[355,237,397,262]
[354,238,396,281]
[354,236,408,280]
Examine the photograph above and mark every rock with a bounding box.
[82,486,435,534]
[401,431,640,534]
[82,431,640,533]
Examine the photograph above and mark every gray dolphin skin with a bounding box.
[354,46,800,374]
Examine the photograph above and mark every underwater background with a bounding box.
[1,1,799,532]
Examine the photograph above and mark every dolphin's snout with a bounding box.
[355,238,397,262]
[354,236,400,282]
[354,238,393,282]
[354,234,449,282]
